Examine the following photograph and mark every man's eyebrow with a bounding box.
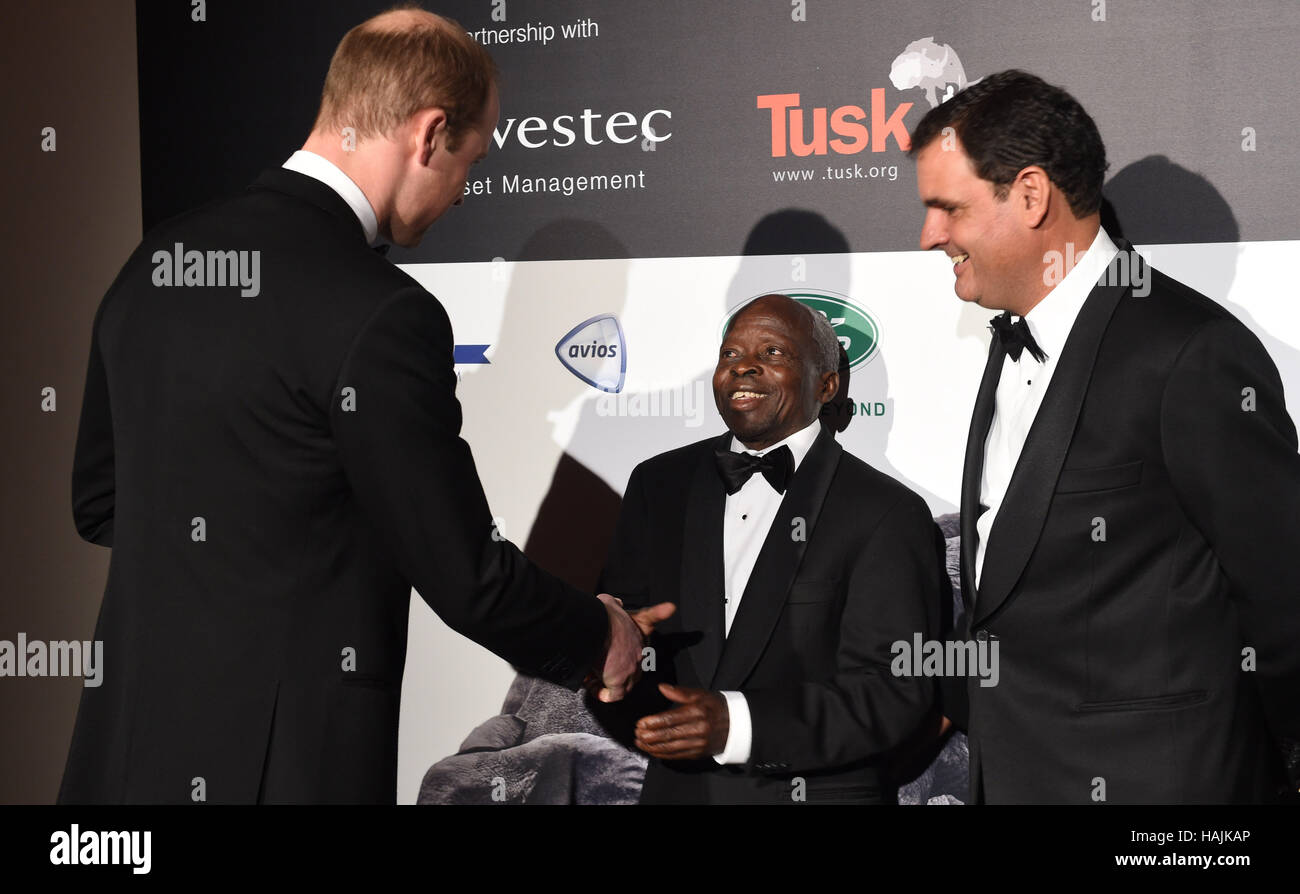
[923,197,959,211]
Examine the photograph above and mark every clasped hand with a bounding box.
[590,597,730,760]
[634,684,730,761]
[589,594,673,702]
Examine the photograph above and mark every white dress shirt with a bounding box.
[974,225,1120,590]
[282,150,380,246]
[714,417,822,765]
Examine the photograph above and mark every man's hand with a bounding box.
[882,709,955,786]
[634,683,729,760]
[593,594,674,703]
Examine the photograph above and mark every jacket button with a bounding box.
[975,629,988,642]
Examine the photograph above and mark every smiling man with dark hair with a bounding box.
[598,294,947,804]
[911,70,1300,803]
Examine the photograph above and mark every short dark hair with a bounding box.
[801,303,841,376]
[907,69,1108,218]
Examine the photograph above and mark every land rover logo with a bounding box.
[723,290,880,370]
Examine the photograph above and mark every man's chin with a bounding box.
[726,421,794,451]
[959,290,1003,312]
[723,419,771,446]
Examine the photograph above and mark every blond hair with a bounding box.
[314,5,497,150]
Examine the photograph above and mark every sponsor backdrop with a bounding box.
[136,0,1300,802]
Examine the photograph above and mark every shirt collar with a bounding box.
[282,150,380,246]
[1021,225,1119,363]
[730,417,822,473]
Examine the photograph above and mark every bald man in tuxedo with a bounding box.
[599,295,947,804]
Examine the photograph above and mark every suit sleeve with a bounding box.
[590,462,672,737]
[72,298,115,547]
[937,563,970,731]
[595,462,651,610]
[331,287,607,687]
[1162,317,1300,754]
[744,492,941,774]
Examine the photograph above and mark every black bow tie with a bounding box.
[989,311,1047,363]
[714,444,794,496]
[372,242,391,257]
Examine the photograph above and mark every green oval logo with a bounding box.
[723,290,880,370]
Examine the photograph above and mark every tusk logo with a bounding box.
[722,290,880,371]
[555,313,627,393]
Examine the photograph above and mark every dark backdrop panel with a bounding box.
[136,0,393,225]
[138,0,1300,262]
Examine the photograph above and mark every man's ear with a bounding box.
[1014,165,1051,229]
[413,107,450,166]
[818,370,840,404]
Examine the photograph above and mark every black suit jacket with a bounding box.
[60,168,607,804]
[946,241,1300,803]
[598,425,945,804]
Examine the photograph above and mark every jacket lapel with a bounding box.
[961,332,1006,612]
[712,425,842,689]
[972,245,1135,625]
[678,434,731,688]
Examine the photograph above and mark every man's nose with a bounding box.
[919,210,946,252]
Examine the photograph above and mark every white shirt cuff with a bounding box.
[712,690,752,765]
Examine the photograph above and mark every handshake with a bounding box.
[589,595,731,761]
[590,593,674,703]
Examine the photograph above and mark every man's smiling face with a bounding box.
[915,137,1029,312]
[713,295,837,451]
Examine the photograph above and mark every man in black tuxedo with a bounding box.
[598,294,945,804]
[60,7,667,804]
[911,70,1300,803]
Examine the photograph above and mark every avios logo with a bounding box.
[555,314,627,393]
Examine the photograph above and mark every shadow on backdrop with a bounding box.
[1103,154,1299,394]
[518,222,629,593]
